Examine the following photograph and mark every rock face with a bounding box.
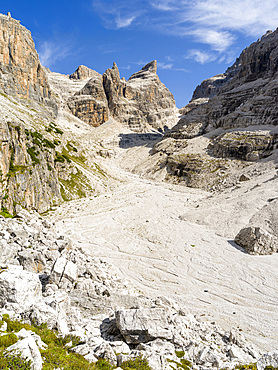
[67,61,177,131]
[147,29,278,190]
[69,65,101,80]
[0,121,62,214]
[103,61,177,132]
[209,131,278,161]
[171,28,278,138]
[0,13,55,109]
[67,76,109,127]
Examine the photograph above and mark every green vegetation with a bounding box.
[59,170,92,201]
[0,315,152,370]
[175,351,185,359]
[66,142,78,152]
[45,122,64,135]
[0,207,13,218]
[120,356,151,370]
[27,147,40,165]
[167,358,192,369]
[0,350,32,369]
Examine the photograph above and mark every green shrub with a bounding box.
[121,356,151,370]
[0,333,18,347]
[0,349,32,369]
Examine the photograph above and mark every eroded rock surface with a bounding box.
[67,76,109,127]
[69,65,101,80]
[103,61,177,132]
[0,13,56,110]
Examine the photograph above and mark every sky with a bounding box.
[1,1,278,107]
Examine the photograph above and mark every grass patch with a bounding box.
[0,207,13,218]
[121,356,151,369]
[27,147,40,165]
[59,170,92,201]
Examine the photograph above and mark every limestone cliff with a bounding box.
[172,28,278,138]
[67,75,109,127]
[69,65,101,80]
[103,61,177,132]
[0,13,56,110]
[142,29,278,191]
[0,121,62,214]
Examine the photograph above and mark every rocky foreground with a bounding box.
[0,208,278,370]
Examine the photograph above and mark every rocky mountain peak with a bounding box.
[129,60,157,81]
[69,65,100,80]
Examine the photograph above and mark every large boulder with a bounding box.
[234,226,278,255]
[115,308,173,344]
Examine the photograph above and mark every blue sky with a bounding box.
[1,1,278,107]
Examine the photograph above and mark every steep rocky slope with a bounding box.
[0,13,55,110]
[0,14,114,215]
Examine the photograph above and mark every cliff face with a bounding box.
[67,75,109,127]
[143,29,278,191]
[173,29,278,138]
[0,121,62,214]
[66,61,177,132]
[0,13,55,109]
[103,61,177,132]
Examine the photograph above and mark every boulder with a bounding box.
[115,308,172,344]
[234,226,278,255]
[0,265,44,308]
[257,351,278,370]
[6,328,47,370]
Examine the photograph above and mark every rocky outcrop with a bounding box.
[0,13,56,110]
[171,28,278,139]
[234,226,278,255]
[103,61,177,132]
[69,65,101,80]
[0,121,62,214]
[234,198,278,255]
[148,29,278,188]
[67,76,109,127]
[191,59,241,101]
[209,131,278,161]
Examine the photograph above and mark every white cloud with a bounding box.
[157,62,173,69]
[115,15,136,28]
[38,41,73,68]
[188,29,235,52]
[92,0,144,29]
[92,0,278,66]
[185,49,217,64]
[184,0,278,36]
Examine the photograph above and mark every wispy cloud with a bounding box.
[157,62,173,70]
[185,49,217,64]
[92,0,144,29]
[38,41,73,68]
[92,0,278,64]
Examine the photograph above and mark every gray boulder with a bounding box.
[235,226,278,255]
[257,351,278,370]
[115,308,172,344]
